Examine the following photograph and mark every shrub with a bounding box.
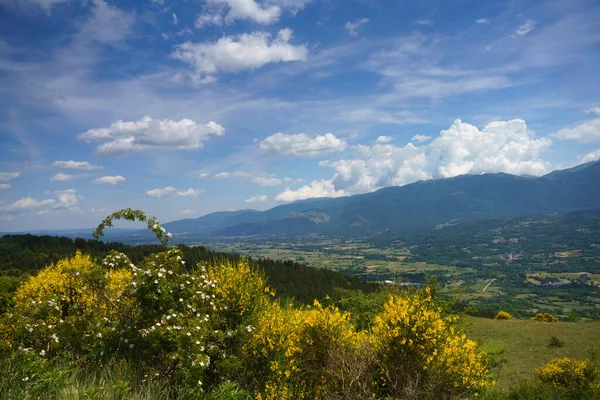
[536,357,598,390]
[531,312,559,322]
[370,289,493,399]
[548,336,565,348]
[495,310,514,320]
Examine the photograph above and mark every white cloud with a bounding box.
[0,172,20,181]
[276,180,345,202]
[79,116,226,156]
[51,160,103,170]
[338,108,427,125]
[161,33,169,40]
[476,18,490,24]
[0,184,10,190]
[76,0,134,45]
[50,189,80,208]
[50,173,74,181]
[581,149,600,163]
[276,118,554,202]
[172,29,307,83]
[375,136,393,143]
[196,13,224,28]
[259,132,347,157]
[366,34,510,101]
[146,186,176,198]
[181,209,196,215]
[245,194,268,203]
[198,172,211,179]
[0,197,55,212]
[411,134,432,143]
[177,188,203,197]
[215,171,283,186]
[513,19,537,37]
[430,119,552,178]
[345,18,369,36]
[414,19,433,26]
[146,187,204,198]
[172,13,178,25]
[0,189,81,214]
[551,117,600,143]
[584,107,600,115]
[94,175,125,185]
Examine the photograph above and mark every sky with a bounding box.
[1,0,600,231]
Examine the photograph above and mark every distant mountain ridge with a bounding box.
[163,160,600,240]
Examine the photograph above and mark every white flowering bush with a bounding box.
[3,209,233,396]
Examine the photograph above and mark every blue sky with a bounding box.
[1,0,599,231]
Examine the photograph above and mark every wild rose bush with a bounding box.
[1,209,495,399]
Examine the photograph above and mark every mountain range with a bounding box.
[163,160,600,240]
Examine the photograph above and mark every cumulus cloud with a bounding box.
[411,134,432,143]
[0,172,20,181]
[94,175,125,185]
[0,189,82,214]
[345,18,369,36]
[581,149,600,163]
[276,180,345,202]
[259,132,347,157]
[51,160,103,170]
[0,197,55,212]
[551,117,600,143]
[276,118,553,202]
[429,119,552,178]
[172,29,307,83]
[215,171,283,186]
[50,173,74,181]
[146,187,176,198]
[0,184,11,190]
[513,19,537,37]
[146,187,204,198]
[79,116,225,156]
[476,18,490,24]
[245,195,268,203]
[177,188,203,197]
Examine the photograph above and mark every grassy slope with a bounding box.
[462,316,600,391]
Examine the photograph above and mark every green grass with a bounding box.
[462,316,600,391]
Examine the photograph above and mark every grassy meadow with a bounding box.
[463,316,600,390]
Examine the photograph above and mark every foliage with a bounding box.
[531,313,559,323]
[0,209,496,399]
[495,311,514,320]
[372,289,493,399]
[536,357,598,389]
[548,336,564,348]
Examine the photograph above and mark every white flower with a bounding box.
[153,224,158,229]
[160,227,166,232]
[167,232,173,238]
[40,349,46,356]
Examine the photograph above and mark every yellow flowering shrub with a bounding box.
[247,300,371,400]
[531,312,559,322]
[495,310,514,320]
[9,251,136,356]
[371,289,493,398]
[536,358,598,389]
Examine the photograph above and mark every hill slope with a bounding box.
[165,161,600,239]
